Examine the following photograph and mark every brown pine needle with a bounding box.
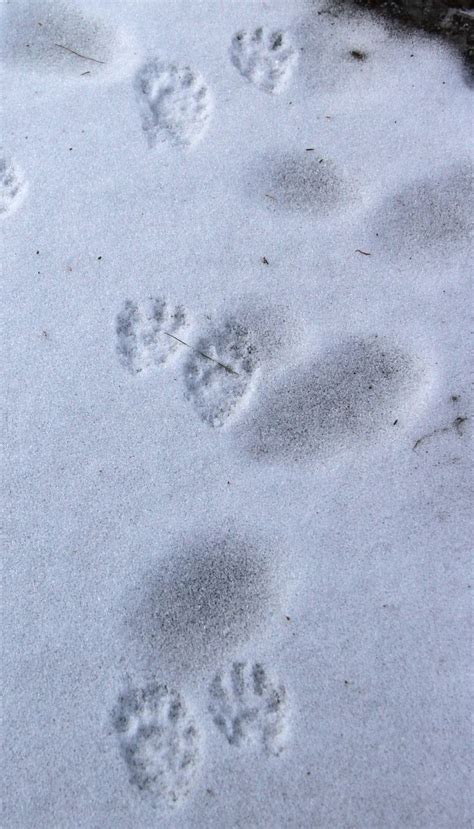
[355,249,371,256]
[55,43,106,64]
[163,331,240,375]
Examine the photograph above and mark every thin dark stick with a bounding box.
[55,44,106,64]
[163,331,240,375]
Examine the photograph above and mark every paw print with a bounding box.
[112,681,200,805]
[134,60,213,147]
[0,156,27,217]
[116,296,188,374]
[208,662,287,755]
[183,316,257,427]
[230,28,297,94]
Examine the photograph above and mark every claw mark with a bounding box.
[252,663,266,696]
[231,662,246,697]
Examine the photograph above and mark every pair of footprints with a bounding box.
[135,27,297,148]
[116,296,262,428]
[112,662,287,806]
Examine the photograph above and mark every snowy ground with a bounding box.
[2,1,472,826]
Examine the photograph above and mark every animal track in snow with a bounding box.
[112,681,200,806]
[209,662,287,756]
[134,60,213,148]
[129,532,275,676]
[1,0,135,80]
[259,152,357,215]
[230,27,297,93]
[371,164,473,255]
[182,304,300,427]
[183,316,258,427]
[116,297,188,374]
[239,335,427,461]
[0,157,27,217]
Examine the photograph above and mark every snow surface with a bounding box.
[2,0,473,826]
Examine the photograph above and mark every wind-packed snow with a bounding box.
[2,1,472,827]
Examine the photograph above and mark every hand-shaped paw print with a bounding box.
[112,682,200,805]
[134,60,213,147]
[208,662,287,755]
[230,28,297,94]
[183,316,257,427]
[116,296,188,374]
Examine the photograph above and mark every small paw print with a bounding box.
[0,156,27,217]
[112,682,200,805]
[116,296,188,374]
[230,28,297,94]
[208,662,287,755]
[134,60,213,147]
[183,316,257,427]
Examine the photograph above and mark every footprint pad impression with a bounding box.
[209,662,287,756]
[112,682,200,805]
[134,60,213,147]
[183,316,259,427]
[230,28,297,94]
[116,296,187,374]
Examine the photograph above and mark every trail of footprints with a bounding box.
[132,26,296,149]
[115,296,427,459]
[113,528,287,807]
[111,298,429,809]
[4,3,443,815]
[113,662,287,807]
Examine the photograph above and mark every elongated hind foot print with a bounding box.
[209,662,288,756]
[128,532,277,676]
[240,335,428,461]
[112,681,200,807]
[1,0,135,81]
[256,152,358,215]
[371,164,473,257]
[116,296,188,375]
[230,28,298,93]
[134,60,213,148]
